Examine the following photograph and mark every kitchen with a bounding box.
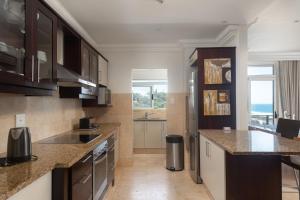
[1,0,300,200]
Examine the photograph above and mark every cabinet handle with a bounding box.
[37,59,40,83]
[208,143,210,158]
[31,55,34,82]
[80,174,92,185]
[205,142,211,158]
[81,155,92,163]
[205,141,208,157]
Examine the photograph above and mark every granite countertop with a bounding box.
[199,129,300,155]
[0,123,120,200]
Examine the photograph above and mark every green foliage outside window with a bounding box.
[132,84,167,109]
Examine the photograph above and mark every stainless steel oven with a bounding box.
[93,140,108,200]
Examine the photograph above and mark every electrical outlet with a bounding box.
[16,114,26,127]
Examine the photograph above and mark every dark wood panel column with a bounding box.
[226,152,282,200]
[194,47,236,129]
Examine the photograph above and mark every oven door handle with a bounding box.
[94,153,107,165]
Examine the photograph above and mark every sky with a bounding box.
[248,66,274,105]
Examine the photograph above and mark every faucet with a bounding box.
[145,112,155,119]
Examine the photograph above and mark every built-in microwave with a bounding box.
[98,87,111,105]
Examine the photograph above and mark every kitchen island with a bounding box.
[199,129,300,200]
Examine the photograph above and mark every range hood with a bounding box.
[56,65,96,88]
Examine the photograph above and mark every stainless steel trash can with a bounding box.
[166,135,184,171]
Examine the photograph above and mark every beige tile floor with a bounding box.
[104,154,299,200]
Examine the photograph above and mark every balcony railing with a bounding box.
[250,114,275,131]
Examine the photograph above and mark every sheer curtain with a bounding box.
[278,61,300,120]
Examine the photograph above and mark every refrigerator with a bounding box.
[186,66,202,184]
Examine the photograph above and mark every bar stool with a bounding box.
[277,118,300,199]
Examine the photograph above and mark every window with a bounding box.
[132,80,167,109]
[248,65,276,130]
[132,86,152,108]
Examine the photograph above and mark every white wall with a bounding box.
[101,48,184,94]
[132,69,168,80]
[100,25,249,130]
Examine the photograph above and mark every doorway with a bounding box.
[131,69,168,154]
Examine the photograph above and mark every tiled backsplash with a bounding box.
[0,92,84,153]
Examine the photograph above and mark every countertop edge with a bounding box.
[199,130,300,156]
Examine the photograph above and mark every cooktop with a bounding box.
[40,133,101,144]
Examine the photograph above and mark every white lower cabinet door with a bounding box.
[145,121,162,148]
[8,172,52,200]
[200,135,225,200]
[200,135,208,184]
[161,121,167,148]
[209,141,226,200]
[134,121,145,148]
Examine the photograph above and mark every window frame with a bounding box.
[132,80,167,109]
[247,64,277,130]
[132,85,153,109]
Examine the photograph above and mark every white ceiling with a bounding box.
[58,0,274,44]
[248,0,300,52]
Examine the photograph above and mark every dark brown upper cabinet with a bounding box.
[81,40,98,84]
[0,0,104,96]
[31,0,57,90]
[89,48,98,84]
[0,0,57,94]
[0,0,33,87]
[58,21,81,75]
[81,41,90,81]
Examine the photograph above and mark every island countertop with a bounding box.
[199,129,300,155]
[0,123,120,200]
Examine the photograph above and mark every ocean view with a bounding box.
[251,104,273,114]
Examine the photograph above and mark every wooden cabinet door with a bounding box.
[0,0,33,87]
[98,55,108,86]
[71,152,93,200]
[145,121,162,148]
[89,49,98,84]
[81,41,90,81]
[134,121,145,148]
[32,0,57,90]
[0,0,57,91]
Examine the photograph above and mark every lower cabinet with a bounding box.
[134,121,167,149]
[52,152,93,200]
[71,152,93,200]
[134,121,146,148]
[145,121,162,148]
[200,135,225,200]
